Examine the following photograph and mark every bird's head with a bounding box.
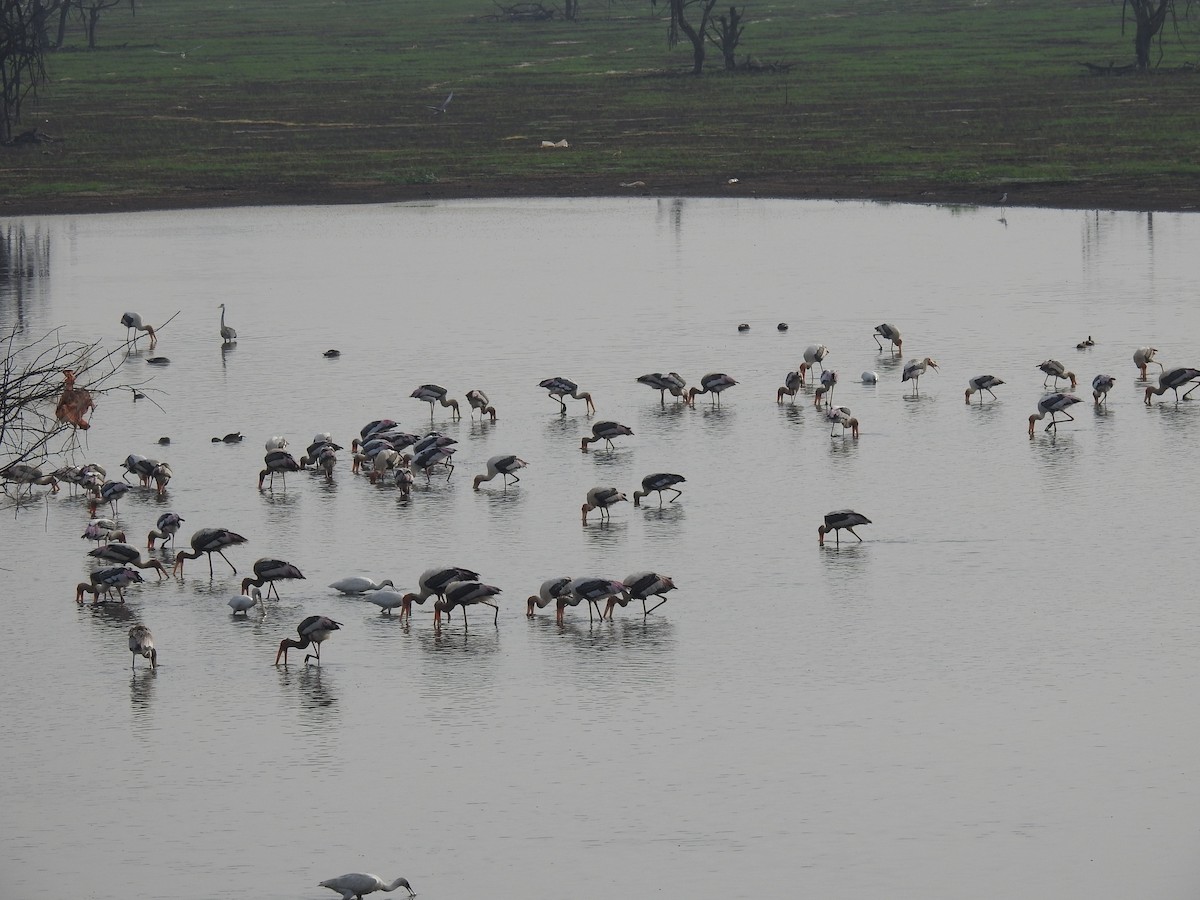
[926,359,939,372]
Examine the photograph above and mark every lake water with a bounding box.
[2,198,1199,900]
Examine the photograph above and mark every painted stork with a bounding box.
[818,510,872,547]
[965,375,1005,404]
[1144,367,1200,404]
[539,377,594,414]
[434,580,502,628]
[411,384,461,419]
[564,577,626,623]
[241,558,305,600]
[1028,392,1084,434]
[120,312,156,349]
[582,486,627,524]
[465,389,497,420]
[1092,374,1116,405]
[581,421,634,452]
[687,373,737,407]
[902,357,939,396]
[873,324,902,355]
[776,370,804,403]
[258,449,300,490]
[1133,347,1163,379]
[275,615,342,665]
[609,572,677,617]
[826,405,859,438]
[398,566,481,620]
[1037,360,1077,389]
[632,472,685,507]
[128,625,157,670]
[527,577,572,617]
[473,454,528,489]
[637,372,688,405]
[88,543,168,579]
[172,527,248,577]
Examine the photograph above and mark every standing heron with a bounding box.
[465,389,497,420]
[241,558,305,600]
[1143,367,1200,404]
[1133,347,1163,379]
[539,377,594,414]
[275,615,341,665]
[632,472,685,507]
[580,421,634,452]
[411,384,460,419]
[434,580,502,629]
[902,357,939,396]
[128,625,157,670]
[637,372,688,405]
[964,375,1005,404]
[319,873,414,900]
[687,373,737,407]
[172,527,248,577]
[818,510,872,547]
[873,324,902,355]
[1092,374,1116,405]
[120,312,156,350]
[473,454,528,489]
[218,303,237,343]
[1028,392,1084,434]
[1037,360,1077,389]
[581,486,627,524]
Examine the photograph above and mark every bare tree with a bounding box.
[1121,0,1195,69]
[0,0,48,143]
[707,5,744,71]
[77,0,125,49]
[657,0,720,75]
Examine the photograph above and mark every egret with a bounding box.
[319,873,414,900]
[228,588,264,616]
[329,577,395,595]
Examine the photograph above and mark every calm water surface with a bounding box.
[2,199,1199,899]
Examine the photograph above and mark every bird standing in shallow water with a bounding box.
[581,487,627,524]
[687,373,737,407]
[964,375,1004,404]
[1037,360,1076,390]
[319,872,414,900]
[637,372,688,405]
[1028,392,1083,435]
[632,472,685,507]
[580,421,633,452]
[1092,374,1115,405]
[242,558,305,600]
[218,303,236,343]
[411,384,460,419]
[473,454,527,489]
[128,625,157,670]
[1133,347,1163,380]
[88,543,168,579]
[228,588,264,616]
[1143,367,1200,404]
[902,358,939,396]
[818,510,872,547]
[172,527,248,577]
[527,577,573,617]
[120,312,156,350]
[465,389,497,420]
[539,377,594,414]
[275,615,341,665]
[776,370,804,403]
[873,324,902,356]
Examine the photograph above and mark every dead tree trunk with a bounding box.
[707,5,744,71]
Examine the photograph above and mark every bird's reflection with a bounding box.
[130,669,157,713]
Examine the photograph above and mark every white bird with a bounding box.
[825,405,859,438]
[902,357,939,396]
[581,486,627,524]
[228,587,264,616]
[776,370,804,403]
[1037,359,1076,389]
[860,371,878,384]
[965,375,1005,404]
[580,421,633,452]
[258,449,300,490]
[366,589,408,615]
[264,435,289,450]
[609,572,677,617]
[1028,392,1083,435]
[564,577,626,623]
[319,873,415,900]
[275,615,342,665]
[637,372,688,405]
[411,384,460,419]
[1133,346,1163,379]
[818,510,872,547]
[426,91,453,115]
[632,472,685,507]
[218,303,236,343]
[526,576,573,618]
[1143,367,1200,404]
[473,454,528,489]
[128,625,157,670]
[172,527,249,577]
[687,372,737,407]
[539,377,594,414]
[465,389,497,420]
[434,580,502,628]
[1092,374,1116,405]
[329,576,395,595]
[120,312,156,349]
[242,558,305,600]
[873,324,902,355]
[803,344,830,372]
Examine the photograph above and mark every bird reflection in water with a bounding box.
[130,668,157,713]
[276,664,338,711]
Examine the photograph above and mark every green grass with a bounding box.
[3,0,1199,211]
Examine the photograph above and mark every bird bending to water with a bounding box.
[582,486,627,524]
[397,566,481,620]
[173,527,248,577]
[83,518,126,545]
[1028,392,1083,435]
[965,375,1005,404]
[259,449,300,490]
[813,369,838,407]
[633,472,685,507]
[609,572,677,617]
[128,625,157,670]
[1133,347,1163,379]
[275,616,342,665]
[329,576,395,595]
[826,405,859,438]
[1037,360,1076,389]
[242,558,305,600]
[902,358,939,396]
[637,372,688,405]
[473,454,528,489]
[88,543,168,579]
[1143,367,1200,404]
[465,389,497,420]
[120,312,156,350]
[84,566,146,603]
[218,303,236,343]
[228,588,264,615]
[527,577,573,617]
[411,384,460,419]
[581,421,633,452]
[434,580,502,628]
[873,324,902,355]
[564,577,626,623]
[1,463,59,498]
[1092,374,1116,405]
[818,510,872,547]
[539,377,594,414]
[803,344,830,372]
[687,373,737,407]
[319,873,415,900]
[88,481,129,517]
[776,370,804,403]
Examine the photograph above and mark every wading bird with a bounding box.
[473,454,528,489]
[172,527,248,577]
[581,486,627,524]
[873,324,902,355]
[128,625,157,670]
[366,590,408,615]
[527,577,573,618]
[218,303,236,343]
[814,369,838,407]
[632,472,685,507]
[398,566,481,620]
[581,421,633,452]
[275,615,341,665]
[1,463,59,498]
[609,572,677,617]
[901,357,939,397]
[776,370,804,403]
[965,375,1005,405]
[1028,392,1083,435]
[434,580,502,628]
[1037,360,1076,389]
[88,544,168,579]
[120,312,156,349]
[258,449,300,490]
[83,518,126,545]
[539,377,594,414]
[411,384,460,419]
[687,373,737,407]
[637,372,688,405]
[329,576,395,595]
[818,510,872,547]
[87,566,145,602]
[1092,374,1116,405]
[465,389,497,420]
[826,405,859,438]
[242,558,305,600]
[88,481,130,517]
[1133,347,1163,380]
[228,588,264,616]
[564,577,626,623]
[1143,367,1200,404]
[803,344,830,372]
[319,873,414,900]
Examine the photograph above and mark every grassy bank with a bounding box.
[3,0,1199,214]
